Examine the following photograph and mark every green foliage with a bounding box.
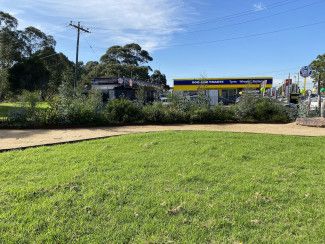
[1,11,167,100]
[81,62,151,84]
[47,81,103,126]
[22,26,56,56]
[150,70,167,85]
[0,11,18,29]
[35,47,74,97]
[8,57,49,93]
[5,91,46,127]
[100,43,153,66]
[80,43,166,86]
[1,87,295,128]
[190,106,236,123]
[134,86,147,106]
[0,11,73,98]
[104,99,142,124]
[235,94,292,122]
[0,68,9,100]
[1,132,325,242]
[310,53,325,87]
[143,103,189,124]
[0,26,24,68]
[20,90,41,109]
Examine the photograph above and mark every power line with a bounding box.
[181,0,300,27]
[67,18,325,53]
[88,0,300,32]
[182,0,323,35]
[38,53,61,60]
[82,33,98,55]
[160,20,325,48]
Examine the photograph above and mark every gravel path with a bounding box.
[1,123,325,151]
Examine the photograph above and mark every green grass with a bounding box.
[0,102,49,119]
[1,131,325,243]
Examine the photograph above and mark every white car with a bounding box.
[160,97,172,106]
[308,97,324,111]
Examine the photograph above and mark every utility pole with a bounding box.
[69,21,90,91]
[297,72,300,93]
[318,73,322,116]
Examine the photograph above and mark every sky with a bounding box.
[1,0,325,88]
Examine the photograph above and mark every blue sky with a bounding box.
[1,0,325,88]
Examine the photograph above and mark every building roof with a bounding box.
[92,77,164,89]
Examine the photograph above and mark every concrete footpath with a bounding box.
[1,123,325,151]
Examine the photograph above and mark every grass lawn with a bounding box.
[0,102,49,119]
[1,131,325,242]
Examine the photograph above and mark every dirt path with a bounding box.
[1,123,325,151]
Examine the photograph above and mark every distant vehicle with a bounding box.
[160,97,172,106]
[307,97,324,111]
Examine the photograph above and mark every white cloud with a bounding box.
[1,0,191,51]
[253,2,266,12]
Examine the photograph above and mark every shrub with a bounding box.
[215,105,237,122]
[143,103,188,124]
[5,91,45,127]
[235,94,292,122]
[104,99,142,124]
[46,83,104,126]
[20,90,41,109]
[189,106,236,123]
[190,108,215,123]
[7,108,29,125]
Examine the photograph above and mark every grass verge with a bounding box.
[0,102,49,120]
[0,131,325,242]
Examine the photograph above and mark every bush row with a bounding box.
[1,88,295,128]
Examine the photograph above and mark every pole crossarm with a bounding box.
[69,21,91,33]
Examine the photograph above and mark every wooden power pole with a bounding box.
[318,73,322,116]
[69,21,90,91]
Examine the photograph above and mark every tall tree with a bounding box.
[0,11,22,99]
[35,47,74,96]
[100,43,153,66]
[0,11,24,68]
[150,70,167,85]
[8,56,49,92]
[310,54,325,87]
[22,26,56,57]
[0,11,73,96]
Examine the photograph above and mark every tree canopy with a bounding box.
[100,43,153,66]
[310,54,325,87]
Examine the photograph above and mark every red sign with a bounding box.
[285,79,292,86]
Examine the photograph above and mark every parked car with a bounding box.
[160,97,172,106]
[306,96,324,111]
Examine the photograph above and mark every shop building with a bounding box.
[173,77,273,104]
